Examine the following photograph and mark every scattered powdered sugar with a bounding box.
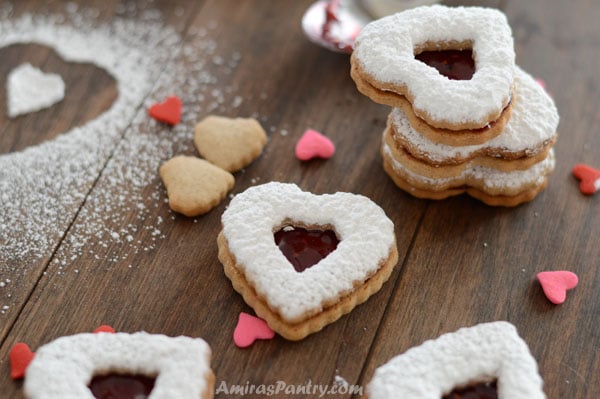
[6,63,66,117]
[0,5,244,310]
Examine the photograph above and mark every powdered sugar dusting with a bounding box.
[0,6,244,310]
[390,67,559,163]
[7,63,66,117]
[383,142,555,192]
[353,5,515,126]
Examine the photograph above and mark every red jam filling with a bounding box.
[442,381,498,399]
[415,49,475,80]
[89,373,155,399]
[274,226,339,272]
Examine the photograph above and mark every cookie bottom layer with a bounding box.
[384,126,552,177]
[217,232,399,341]
[382,155,550,207]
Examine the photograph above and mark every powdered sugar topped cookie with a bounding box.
[367,321,545,399]
[351,5,515,130]
[218,182,398,340]
[390,66,558,165]
[24,331,214,399]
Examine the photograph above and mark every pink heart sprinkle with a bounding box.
[148,95,182,126]
[537,271,578,304]
[233,312,275,348]
[572,164,600,195]
[295,129,335,161]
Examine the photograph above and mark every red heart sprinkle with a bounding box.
[94,325,116,333]
[573,164,600,195]
[9,342,35,379]
[233,312,275,348]
[295,129,335,161]
[537,271,579,304]
[148,95,182,126]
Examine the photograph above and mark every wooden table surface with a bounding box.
[0,0,598,398]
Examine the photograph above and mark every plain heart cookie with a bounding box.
[23,331,214,399]
[159,155,234,217]
[217,182,398,340]
[194,115,267,172]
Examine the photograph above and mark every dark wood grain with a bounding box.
[0,0,205,353]
[1,0,598,398]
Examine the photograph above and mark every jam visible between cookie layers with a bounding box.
[89,373,155,399]
[415,49,475,80]
[442,381,498,399]
[274,226,339,272]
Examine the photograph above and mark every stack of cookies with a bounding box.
[350,5,559,206]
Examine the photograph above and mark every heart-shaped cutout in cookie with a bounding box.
[218,182,398,340]
[537,270,578,304]
[351,5,515,129]
[7,63,65,117]
[233,312,275,348]
[10,342,35,380]
[572,164,600,195]
[274,225,340,272]
[414,49,475,81]
[194,115,267,172]
[295,129,336,161]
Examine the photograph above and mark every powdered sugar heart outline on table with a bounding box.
[0,4,246,314]
[0,11,179,261]
[6,63,66,117]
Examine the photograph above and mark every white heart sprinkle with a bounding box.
[6,63,66,117]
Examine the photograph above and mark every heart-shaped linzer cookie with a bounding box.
[572,164,600,195]
[159,155,234,217]
[24,332,212,399]
[537,270,578,304]
[194,115,267,172]
[7,63,65,118]
[351,5,515,130]
[295,129,336,161]
[218,182,398,340]
[367,322,545,399]
[148,95,182,126]
[233,312,275,348]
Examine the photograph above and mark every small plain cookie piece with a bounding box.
[159,155,234,217]
[367,322,545,399]
[351,5,515,130]
[218,182,398,340]
[194,115,267,172]
[24,332,214,399]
